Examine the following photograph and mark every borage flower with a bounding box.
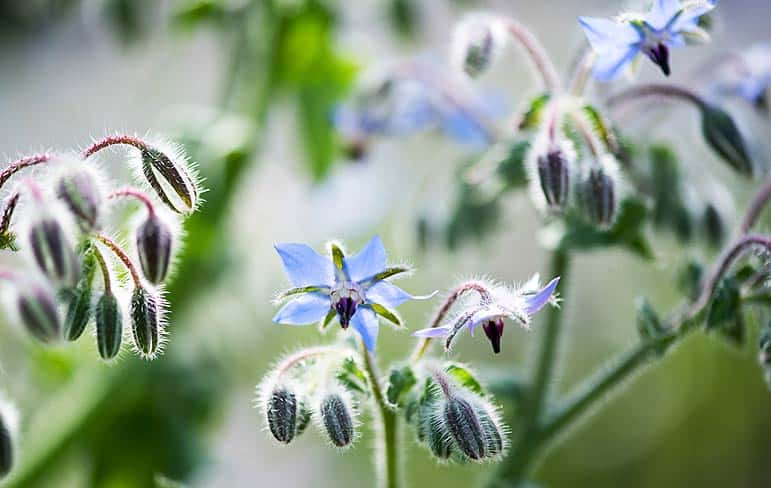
[273,236,434,351]
[579,0,717,81]
[712,42,771,112]
[413,275,559,354]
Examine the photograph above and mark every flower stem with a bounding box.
[0,154,50,192]
[606,84,708,111]
[82,135,148,159]
[500,18,561,92]
[96,234,142,288]
[91,244,112,294]
[108,188,157,216]
[361,340,400,488]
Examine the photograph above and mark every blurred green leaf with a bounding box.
[706,277,745,346]
[445,363,485,396]
[701,104,753,177]
[336,357,369,394]
[519,94,550,130]
[386,365,417,406]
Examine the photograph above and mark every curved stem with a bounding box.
[568,50,596,96]
[411,281,492,361]
[0,191,20,234]
[739,173,771,234]
[275,346,341,378]
[0,154,50,192]
[569,110,603,158]
[500,18,561,92]
[108,188,156,217]
[91,245,112,294]
[606,84,708,111]
[96,234,142,287]
[82,135,148,159]
[361,340,400,488]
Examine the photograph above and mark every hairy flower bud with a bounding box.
[537,149,570,211]
[443,396,486,460]
[319,393,355,448]
[582,166,616,228]
[63,283,92,342]
[701,105,753,176]
[130,287,163,358]
[136,213,172,285]
[56,169,101,231]
[17,281,61,342]
[140,146,199,215]
[28,217,79,287]
[267,387,298,444]
[478,410,504,457]
[452,16,502,77]
[96,291,122,360]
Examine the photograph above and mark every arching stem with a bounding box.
[91,245,112,294]
[108,188,156,217]
[0,154,50,191]
[606,84,708,111]
[96,234,142,288]
[500,17,561,92]
[82,135,149,159]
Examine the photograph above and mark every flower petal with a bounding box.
[467,309,500,336]
[344,235,387,283]
[275,243,335,287]
[351,306,380,352]
[524,277,560,314]
[273,292,332,325]
[645,0,681,31]
[366,280,435,310]
[670,1,717,32]
[578,17,641,51]
[592,45,640,82]
[412,326,451,338]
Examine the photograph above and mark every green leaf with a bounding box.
[445,363,485,396]
[701,104,753,176]
[496,140,530,189]
[706,277,745,346]
[676,259,704,302]
[336,357,369,394]
[518,94,550,130]
[636,298,670,356]
[386,366,417,406]
[370,303,402,326]
[583,105,618,154]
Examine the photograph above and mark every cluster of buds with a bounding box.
[406,363,507,462]
[0,134,201,360]
[257,348,362,449]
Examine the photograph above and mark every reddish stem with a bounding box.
[96,234,142,287]
[108,188,156,217]
[82,135,148,159]
[0,154,50,191]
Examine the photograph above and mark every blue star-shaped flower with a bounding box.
[273,236,433,351]
[579,0,717,81]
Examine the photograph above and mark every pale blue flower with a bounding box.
[579,0,717,81]
[413,275,560,354]
[273,236,433,351]
[713,42,771,111]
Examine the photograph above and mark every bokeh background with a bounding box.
[0,0,770,487]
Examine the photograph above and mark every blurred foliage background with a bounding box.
[0,0,770,486]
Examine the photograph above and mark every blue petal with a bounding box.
[365,280,425,309]
[578,17,641,51]
[524,277,560,314]
[273,292,332,325]
[646,0,681,31]
[275,243,335,288]
[412,325,451,338]
[438,109,492,148]
[467,310,498,336]
[592,45,640,81]
[351,306,379,352]
[670,1,717,32]
[344,235,387,283]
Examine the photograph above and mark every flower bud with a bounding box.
[443,396,486,460]
[16,281,61,342]
[537,149,570,211]
[702,203,726,248]
[28,217,79,287]
[266,387,298,444]
[0,192,20,251]
[56,169,101,231]
[136,213,173,285]
[452,16,501,77]
[700,104,753,176]
[319,393,355,448]
[130,287,163,358]
[478,410,504,457]
[63,283,92,341]
[582,166,616,228]
[96,291,123,360]
[140,146,200,215]
[425,410,454,460]
[0,399,17,479]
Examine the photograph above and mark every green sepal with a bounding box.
[370,303,402,326]
[700,104,753,176]
[335,357,369,394]
[372,266,411,281]
[445,363,485,396]
[706,277,745,346]
[330,243,345,270]
[386,365,417,406]
[518,94,550,130]
[320,309,336,330]
[277,286,323,301]
[582,105,618,154]
[0,232,18,252]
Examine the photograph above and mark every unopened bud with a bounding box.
[140,147,199,215]
[0,400,16,479]
[130,287,162,358]
[28,218,79,287]
[423,407,454,460]
[537,149,570,211]
[56,170,101,231]
[443,396,486,460]
[452,16,501,77]
[136,213,173,285]
[582,166,616,228]
[702,203,726,248]
[478,409,504,457]
[96,291,122,360]
[267,387,298,444]
[17,281,61,342]
[701,104,753,177]
[319,393,355,448]
[63,283,92,341]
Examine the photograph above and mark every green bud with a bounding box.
[478,410,504,457]
[581,166,616,228]
[319,393,355,448]
[29,218,79,287]
[17,282,61,342]
[443,397,486,460]
[702,203,726,248]
[56,169,101,231]
[130,287,162,358]
[96,292,123,360]
[425,408,454,460]
[63,284,92,342]
[701,104,753,176]
[136,213,173,285]
[140,147,199,215]
[267,387,298,444]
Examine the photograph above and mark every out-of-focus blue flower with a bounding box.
[712,42,771,111]
[333,60,499,151]
[273,236,433,352]
[579,0,717,81]
[413,275,559,354]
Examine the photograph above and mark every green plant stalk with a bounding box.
[361,341,400,488]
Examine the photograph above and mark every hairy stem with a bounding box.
[82,135,148,159]
[0,154,50,191]
[96,234,142,288]
[361,340,400,488]
[91,245,112,294]
[500,18,561,92]
[606,84,708,111]
[568,49,596,96]
[108,188,156,216]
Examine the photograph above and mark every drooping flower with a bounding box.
[413,275,559,353]
[712,42,771,112]
[273,236,434,351]
[579,0,717,81]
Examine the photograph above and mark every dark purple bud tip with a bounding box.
[56,170,101,231]
[537,150,570,211]
[482,318,505,354]
[583,167,616,228]
[335,297,357,329]
[29,218,79,287]
[17,283,61,343]
[137,214,173,285]
[645,42,671,77]
[130,287,162,358]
